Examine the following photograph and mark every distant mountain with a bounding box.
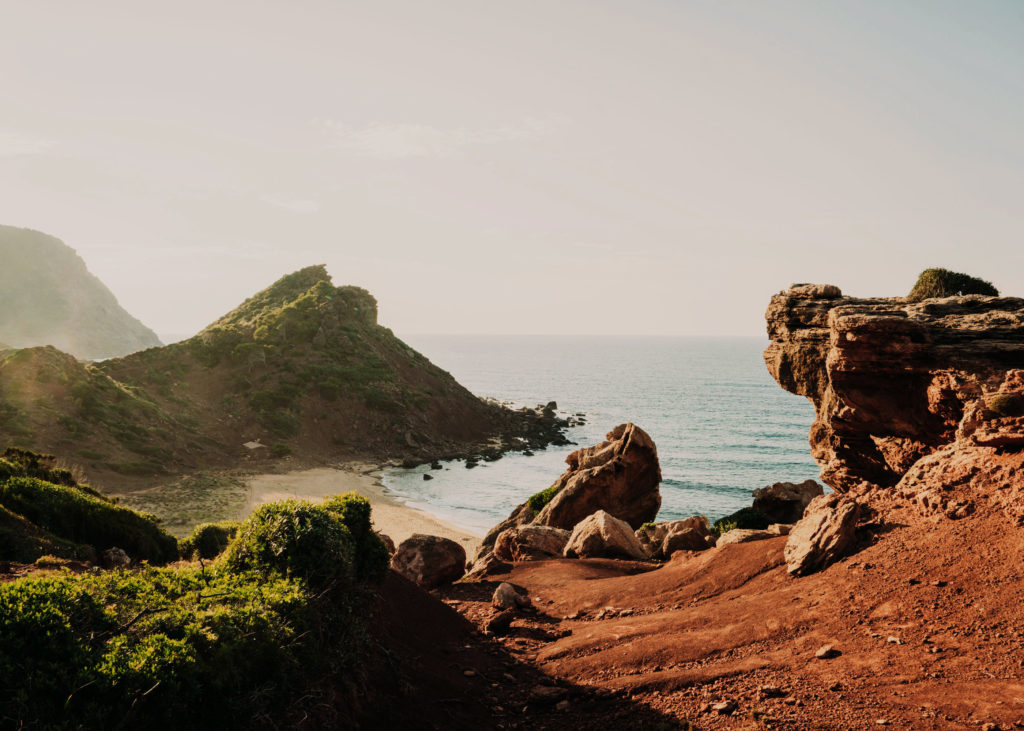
[0,265,565,485]
[0,225,161,359]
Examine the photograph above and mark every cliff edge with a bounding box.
[765,284,1024,508]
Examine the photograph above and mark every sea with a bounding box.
[381,336,821,534]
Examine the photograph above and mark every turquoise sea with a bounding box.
[382,336,820,534]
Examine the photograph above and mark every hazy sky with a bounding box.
[1,0,1022,338]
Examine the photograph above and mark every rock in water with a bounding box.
[494,525,570,562]
[536,422,662,530]
[752,480,824,524]
[390,534,466,588]
[563,510,649,560]
[784,494,862,576]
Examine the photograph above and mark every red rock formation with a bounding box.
[765,284,1024,495]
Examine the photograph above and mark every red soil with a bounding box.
[398,498,1024,730]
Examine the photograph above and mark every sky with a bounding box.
[1,0,1022,339]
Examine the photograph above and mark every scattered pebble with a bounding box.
[712,699,737,715]
[816,644,842,659]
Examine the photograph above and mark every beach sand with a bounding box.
[239,465,483,555]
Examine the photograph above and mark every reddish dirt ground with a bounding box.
[375,498,1024,730]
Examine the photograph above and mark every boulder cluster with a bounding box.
[388,423,861,589]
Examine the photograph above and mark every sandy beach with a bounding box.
[238,465,483,555]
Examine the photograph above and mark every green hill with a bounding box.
[0,225,161,359]
[0,265,564,486]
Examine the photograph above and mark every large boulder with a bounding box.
[784,494,862,576]
[752,480,824,524]
[563,510,649,560]
[536,423,662,530]
[494,525,570,562]
[390,534,467,588]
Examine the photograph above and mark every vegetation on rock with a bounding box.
[906,268,999,302]
[712,507,771,536]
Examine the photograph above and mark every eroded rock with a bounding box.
[391,534,466,588]
[535,423,662,530]
[752,480,823,524]
[716,528,776,546]
[785,494,862,576]
[563,510,649,560]
[494,525,570,562]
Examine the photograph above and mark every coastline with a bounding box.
[239,465,483,555]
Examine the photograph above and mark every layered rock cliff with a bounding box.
[765,284,1024,520]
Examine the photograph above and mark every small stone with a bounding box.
[876,720,889,726]
[463,670,477,677]
[887,636,903,645]
[828,681,843,692]
[487,609,516,635]
[712,699,737,714]
[758,685,786,698]
[816,644,842,659]
[931,580,948,587]
[981,723,1000,731]
[556,700,570,712]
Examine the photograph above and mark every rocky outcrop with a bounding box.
[536,423,662,529]
[563,510,649,560]
[636,516,713,559]
[784,494,862,575]
[494,525,570,562]
[752,480,823,524]
[472,424,661,564]
[765,284,1024,494]
[390,534,466,588]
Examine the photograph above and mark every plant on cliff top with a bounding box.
[906,268,998,302]
[989,393,1024,418]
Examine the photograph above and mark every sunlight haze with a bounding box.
[1,0,1021,338]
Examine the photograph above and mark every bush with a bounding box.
[712,507,771,536]
[906,268,999,302]
[178,521,241,560]
[0,494,392,728]
[270,442,292,458]
[989,393,1024,417]
[323,492,390,582]
[0,476,178,563]
[221,500,356,588]
[527,484,561,512]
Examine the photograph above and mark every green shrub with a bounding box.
[712,507,771,536]
[221,500,356,588]
[527,484,561,512]
[178,521,241,560]
[322,492,390,582]
[270,442,292,458]
[0,476,178,563]
[989,393,1024,417]
[906,268,999,302]
[0,494,392,728]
